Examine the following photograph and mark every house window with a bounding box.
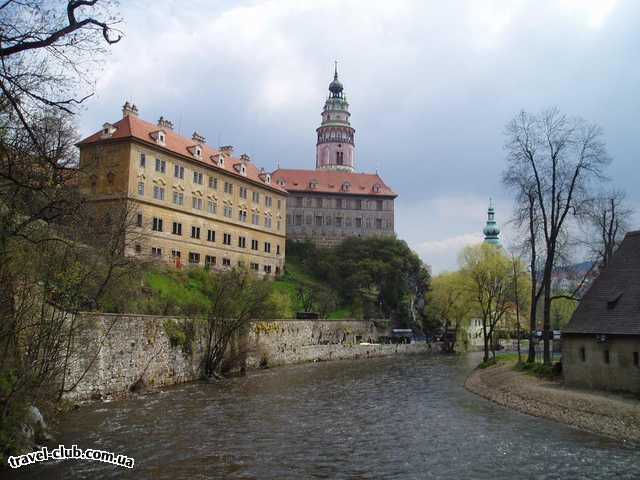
[336,198,343,209]
[315,198,322,208]
[224,182,233,194]
[191,226,201,239]
[604,350,610,364]
[265,196,272,207]
[375,218,383,229]
[222,258,231,267]
[205,255,216,268]
[252,213,260,226]
[376,200,383,211]
[171,250,181,259]
[265,216,272,228]
[306,215,312,225]
[295,215,303,226]
[336,217,343,227]
[192,197,203,210]
[336,151,343,164]
[137,182,145,196]
[151,247,162,257]
[140,153,146,168]
[153,186,165,200]
[579,347,586,362]
[135,244,142,254]
[174,165,184,179]
[315,216,323,226]
[207,229,215,242]
[240,187,248,199]
[264,242,271,253]
[207,200,217,214]
[250,262,259,271]
[223,233,232,245]
[238,210,247,223]
[172,222,182,236]
[193,171,203,184]
[251,239,259,250]
[173,192,184,205]
[355,217,362,228]
[263,265,272,274]
[252,191,259,203]
[277,199,281,209]
[209,177,217,189]
[277,221,281,231]
[188,252,200,264]
[155,158,166,173]
[238,236,246,248]
[136,213,143,227]
[355,199,362,210]
[634,352,639,367]
[276,244,280,255]
[152,217,163,232]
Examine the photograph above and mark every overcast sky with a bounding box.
[78,0,640,273]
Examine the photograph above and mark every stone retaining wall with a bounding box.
[64,314,432,402]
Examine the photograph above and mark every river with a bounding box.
[15,353,640,479]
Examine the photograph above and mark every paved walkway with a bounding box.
[465,361,640,443]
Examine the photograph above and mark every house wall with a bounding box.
[563,334,640,394]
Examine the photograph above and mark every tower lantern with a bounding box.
[483,198,501,246]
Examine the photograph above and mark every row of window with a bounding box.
[143,215,280,255]
[138,183,281,230]
[139,152,280,208]
[142,245,275,273]
[579,347,640,367]
[287,214,391,230]
[293,197,386,211]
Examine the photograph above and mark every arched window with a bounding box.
[336,152,344,165]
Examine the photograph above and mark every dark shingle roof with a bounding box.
[563,230,640,335]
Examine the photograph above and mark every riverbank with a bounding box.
[465,360,640,443]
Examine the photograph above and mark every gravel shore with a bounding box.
[465,361,640,443]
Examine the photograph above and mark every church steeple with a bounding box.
[316,62,355,172]
[483,198,501,246]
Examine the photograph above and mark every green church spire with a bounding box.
[483,198,501,246]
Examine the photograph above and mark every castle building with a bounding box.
[77,103,287,274]
[272,65,396,247]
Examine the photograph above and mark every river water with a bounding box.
[15,353,640,479]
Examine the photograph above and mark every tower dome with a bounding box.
[328,61,344,96]
[483,198,501,246]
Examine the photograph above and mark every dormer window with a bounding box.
[150,130,166,146]
[265,174,271,184]
[101,123,116,139]
[241,164,247,176]
[372,184,381,193]
[218,155,225,167]
[341,181,351,192]
[188,145,202,159]
[277,179,286,186]
[309,180,318,189]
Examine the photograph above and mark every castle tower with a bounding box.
[483,198,501,246]
[315,62,355,172]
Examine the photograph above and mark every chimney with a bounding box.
[240,153,250,162]
[192,131,206,144]
[122,101,139,117]
[219,145,234,156]
[158,116,174,130]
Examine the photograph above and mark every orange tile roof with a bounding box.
[78,114,287,194]
[272,168,396,197]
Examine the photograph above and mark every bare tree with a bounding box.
[503,108,610,365]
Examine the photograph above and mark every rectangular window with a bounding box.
[238,236,246,248]
[171,249,181,259]
[174,165,184,179]
[264,242,271,253]
[153,186,165,200]
[172,222,182,236]
[224,206,233,218]
[335,198,343,209]
[224,182,233,194]
[355,199,362,210]
[207,200,217,214]
[580,347,586,362]
[265,216,272,228]
[191,226,201,239]
[276,244,281,255]
[375,218,383,229]
[188,252,200,264]
[223,233,232,245]
[263,265,272,274]
[295,215,303,226]
[634,352,639,367]
[376,200,383,211]
[238,210,247,223]
[205,255,216,268]
[222,258,231,267]
[240,187,248,199]
[346,217,352,227]
[277,199,282,210]
[277,221,281,231]
[306,215,312,225]
[207,229,215,242]
[315,198,322,208]
[152,217,163,232]
[135,244,142,254]
[136,213,143,227]
[151,247,162,257]
[251,239,259,250]
[604,350,610,364]
[355,217,362,228]
[265,196,272,207]
[252,191,259,203]
[193,171,203,184]
[192,197,203,210]
[155,158,166,173]
[250,262,259,271]
[315,216,323,226]
[295,197,303,207]
[209,177,218,189]
[173,191,184,205]
[139,153,146,168]
[252,213,260,226]
[137,182,145,195]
